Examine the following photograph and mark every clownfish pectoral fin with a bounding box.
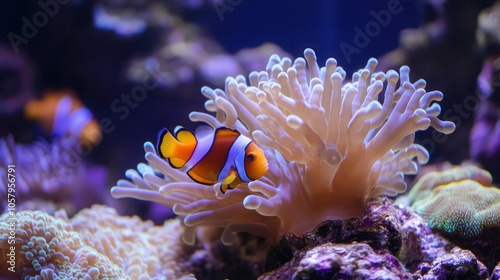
[220,184,229,194]
[219,169,240,194]
[215,127,240,138]
[220,180,242,194]
[221,168,237,185]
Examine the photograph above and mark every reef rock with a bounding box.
[492,261,500,280]
[262,197,453,279]
[415,247,490,280]
[261,242,411,280]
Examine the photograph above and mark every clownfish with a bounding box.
[157,126,268,193]
[24,90,102,146]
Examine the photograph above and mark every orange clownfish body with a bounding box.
[24,90,101,146]
[157,126,268,193]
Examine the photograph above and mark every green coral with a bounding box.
[408,165,500,237]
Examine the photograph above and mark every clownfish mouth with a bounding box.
[262,162,269,174]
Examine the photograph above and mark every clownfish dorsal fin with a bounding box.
[194,125,214,140]
[175,128,196,145]
[216,127,240,138]
[170,128,196,168]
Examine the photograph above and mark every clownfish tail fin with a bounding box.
[157,128,177,159]
[157,127,197,168]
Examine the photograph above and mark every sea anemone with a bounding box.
[111,49,455,244]
[0,135,107,216]
[0,136,81,209]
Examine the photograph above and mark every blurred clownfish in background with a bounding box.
[157,126,269,193]
[24,90,102,147]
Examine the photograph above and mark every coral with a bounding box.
[112,49,455,243]
[69,205,188,279]
[0,209,124,279]
[93,0,173,37]
[471,57,500,179]
[0,205,193,279]
[408,165,500,237]
[477,1,500,53]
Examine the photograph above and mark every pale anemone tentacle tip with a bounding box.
[112,49,455,243]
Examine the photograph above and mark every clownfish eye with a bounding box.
[245,153,256,162]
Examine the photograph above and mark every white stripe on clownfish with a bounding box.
[235,144,252,182]
[52,95,93,138]
[217,134,252,183]
[183,126,215,171]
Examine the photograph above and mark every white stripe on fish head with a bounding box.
[217,134,252,182]
[53,96,73,137]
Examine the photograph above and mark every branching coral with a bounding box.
[408,165,500,237]
[111,49,455,243]
[0,205,192,279]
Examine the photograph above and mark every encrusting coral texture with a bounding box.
[0,205,193,279]
[111,49,455,244]
[407,165,500,237]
